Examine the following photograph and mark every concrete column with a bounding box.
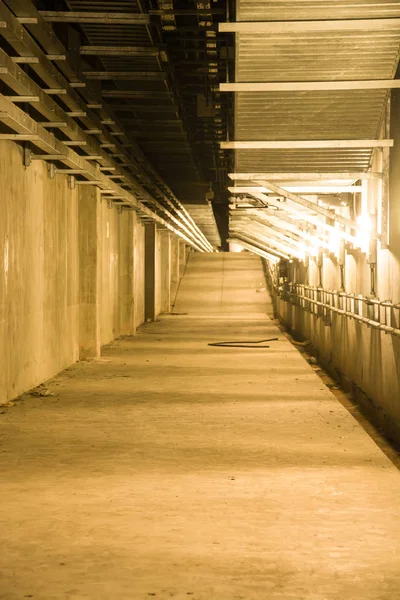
[160,231,171,313]
[119,210,135,335]
[170,235,180,303]
[145,222,157,322]
[179,239,187,279]
[134,218,145,329]
[155,227,162,318]
[78,186,100,359]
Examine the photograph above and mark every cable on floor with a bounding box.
[208,337,279,348]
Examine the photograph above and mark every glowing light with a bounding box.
[356,214,372,253]
[307,236,321,257]
[328,226,341,255]
[229,241,243,253]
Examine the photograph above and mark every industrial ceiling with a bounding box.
[0,0,227,251]
[1,1,400,255]
[222,0,400,260]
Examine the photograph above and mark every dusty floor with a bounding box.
[1,254,400,600]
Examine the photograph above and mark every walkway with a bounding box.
[1,253,400,600]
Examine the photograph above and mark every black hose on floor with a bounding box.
[208,337,279,348]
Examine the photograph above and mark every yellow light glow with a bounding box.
[328,226,341,255]
[355,214,372,253]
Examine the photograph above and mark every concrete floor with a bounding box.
[1,253,400,599]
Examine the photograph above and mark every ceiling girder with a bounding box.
[228,231,290,259]
[219,18,400,34]
[83,72,167,81]
[233,190,358,244]
[227,237,280,262]
[39,12,151,25]
[80,46,161,57]
[229,172,382,181]
[231,218,308,256]
[221,140,393,150]
[221,81,400,92]
[252,180,358,229]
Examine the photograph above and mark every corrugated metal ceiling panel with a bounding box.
[231,0,400,179]
[237,0,400,21]
[234,149,374,173]
[236,31,400,82]
[235,90,388,141]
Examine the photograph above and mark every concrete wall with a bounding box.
[271,93,400,444]
[170,235,180,304]
[134,217,145,329]
[0,142,79,404]
[144,226,187,320]
[0,140,182,404]
[160,232,172,314]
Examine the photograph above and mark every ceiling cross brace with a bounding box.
[252,180,357,229]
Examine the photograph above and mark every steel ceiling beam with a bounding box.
[229,185,363,193]
[221,140,393,149]
[231,217,306,253]
[246,213,332,253]
[80,46,160,57]
[228,172,383,180]
[39,12,151,25]
[219,19,400,33]
[3,0,78,81]
[230,231,290,260]
[110,105,178,112]
[231,227,304,260]
[233,217,304,250]
[83,71,167,81]
[234,189,358,243]
[241,211,319,241]
[150,9,225,16]
[233,207,319,237]
[252,181,358,229]
[102,91,173,99]
[228,230,291,259]
[220,80,400,92]
[227,237,280,262]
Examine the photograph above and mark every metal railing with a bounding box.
[264,260,400,339]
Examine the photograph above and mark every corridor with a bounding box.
[1,253,400,600]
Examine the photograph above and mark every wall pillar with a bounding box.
[179,239,187,279]
[160,231,172,313]
[134,217,145,329]
[170,235,180,304]
[119,209,135,335]
[78,186,100,359]
[145,222,157,322]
